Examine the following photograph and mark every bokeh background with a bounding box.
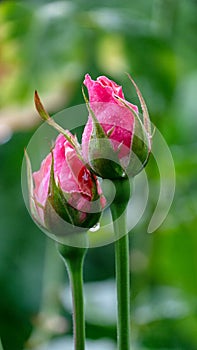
[0,0,197,349]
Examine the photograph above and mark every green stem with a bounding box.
[110,178,131,350]
[58,243,87,350]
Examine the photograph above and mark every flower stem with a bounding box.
[110,178,131,350]
[57,243,87,350]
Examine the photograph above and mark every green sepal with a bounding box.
[44,153,82,234]
[44,152,103,235]
[114,95,149,176]
[81,210,101,229]
[80,174,103,228]
[34,90,81,156]
[88,138,125,179]
[128,111,149,176]
[127,74,152,143]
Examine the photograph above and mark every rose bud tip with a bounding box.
[82,74,152,178]
[28,133,105,236]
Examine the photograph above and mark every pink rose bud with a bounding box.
[26,132,105,236]
[82,74,152,178]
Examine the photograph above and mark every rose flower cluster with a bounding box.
[27,74,151,235]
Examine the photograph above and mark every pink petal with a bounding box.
[84,74,119,103]
[33,153,52,207]
[82,74,138,163]
[65,145,93,199]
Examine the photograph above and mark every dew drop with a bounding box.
[89,222,100,232]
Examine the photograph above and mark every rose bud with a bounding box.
[26,132,105,236]
[82,74,152,179]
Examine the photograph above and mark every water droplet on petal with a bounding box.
[89,222,100,232]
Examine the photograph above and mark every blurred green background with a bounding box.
[0,0,197,349]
